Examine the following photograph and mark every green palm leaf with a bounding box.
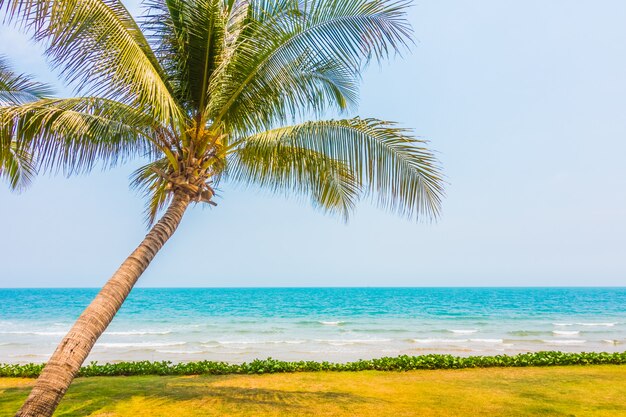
[229,138,360,219]
[0,56,51,189]
[129,157,174,225]
[0,56,53,105]
[0,134,36,190]
[2,97,159,174]
[0,0,181,124]
[210,0,411,132]
[233,118,444,219]
[143,0,225,116]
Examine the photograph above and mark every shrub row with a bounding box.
[1,351,625,378]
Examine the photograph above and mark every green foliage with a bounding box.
[230,118,444,218]
[2,352,624,378]
[0,55,51,190]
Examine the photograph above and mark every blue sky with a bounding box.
[1,0,625,287]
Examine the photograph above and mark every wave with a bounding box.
[314,338,391,346]
[602,339,622,345]
[0,331,67,336]
[411,338,503,344]
[350,328,410,334]
[503,338,544,344]
[553,322,617,327]
[552,330,580,336]
[155,349,206,354]
[105,330,172,336]
[508,331,548,336]
[319,321,345,326]
[448,329,478,334]
[470,338,504,344]
[543,339,586,345]
[216,340,307,345]
[98,341,187,349]
[9,353,49,359]
[412,338,468,344]
[232,329,284,334]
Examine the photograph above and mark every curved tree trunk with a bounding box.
[15,192,191,417]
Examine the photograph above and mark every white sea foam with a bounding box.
[544,339,586,345]
[106,330,172,336]
[411,338,504,344]
[217,340,307,345]
[0,331,67,336]
[553,323,574,327]
[217,340,263,345]
[449,329,478,334]
[575,322,616,327]
[602,339,620,344]
[412,338,469,344]
[314,338,391,345]
[156,349,205,354]
[470,339,503,344]
[319,321,344,326]
[98,342,186,349]
[552,330,580,336]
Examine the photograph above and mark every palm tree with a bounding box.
[0,0,444,415]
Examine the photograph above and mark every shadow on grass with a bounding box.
[1,376,375,417]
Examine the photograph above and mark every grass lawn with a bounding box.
[1,365,625,416]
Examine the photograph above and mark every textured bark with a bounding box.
[15,192,191,417]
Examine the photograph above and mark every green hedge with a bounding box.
[1,351,625,378]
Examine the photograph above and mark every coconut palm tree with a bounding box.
[0,0,444,415]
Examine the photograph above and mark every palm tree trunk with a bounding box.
[15,192,191,417]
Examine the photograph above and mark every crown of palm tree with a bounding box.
[1,0,443,223]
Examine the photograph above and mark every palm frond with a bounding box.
[218,52,359,135]
[0,55,53,105]
[0,0,181,124]
[223,0,250,57]
[233,118,444,219]
[143,0,225,116]
[0,55,51,189]
[228,135,360,219]
[209,0,411,131]
[0,134,36,191]
[130,157,173,225]
[2,97,159,174]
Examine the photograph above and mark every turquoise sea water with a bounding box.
[1,288,625,363]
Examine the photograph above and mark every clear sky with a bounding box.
[1,0,625,287]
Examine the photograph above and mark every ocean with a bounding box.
[1,288,625,364]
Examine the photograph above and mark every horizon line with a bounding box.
[2,286,625,289]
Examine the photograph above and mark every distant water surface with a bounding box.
[1,288,625,363]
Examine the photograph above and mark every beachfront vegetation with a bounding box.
[0,0,443,415]
[2,352,626,378]
[2,366,626,416]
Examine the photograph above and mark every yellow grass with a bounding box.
[1,365,625,416]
